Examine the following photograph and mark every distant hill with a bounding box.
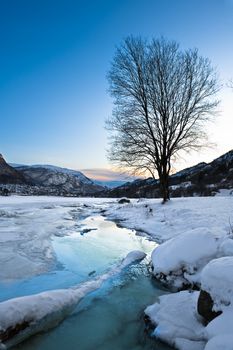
[1,157,104,196]
[105,150,233,198]
[0,154,27,185]
[2,150,233,197]
[93,180,128,188]
[9,164,130,188]
[15,164,93,185]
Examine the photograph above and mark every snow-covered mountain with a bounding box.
[9,164,129,188]
[106,150,233,198]
[93,180,128,188]
[15,164,93,185]
[0,155,26,185]
[2,150,233,197]
[1,158,104,196]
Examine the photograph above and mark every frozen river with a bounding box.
[0,197,172,349]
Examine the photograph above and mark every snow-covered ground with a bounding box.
[1,195,233,350]
[106,196,233,242]
[0,250,146,349]
[144,263,233,350]
[0,196,157,349]
[106,196,233,350]
[0,196,114,282]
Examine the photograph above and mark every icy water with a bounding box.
[0,200,172,350]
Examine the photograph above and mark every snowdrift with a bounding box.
[0,250,146,349]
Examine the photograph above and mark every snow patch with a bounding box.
[0,250,146,348]
[145,291,204,349]
[215,188,233,196]
[204,334,233,350]
[201,257,233,309]
[151,229,219,288]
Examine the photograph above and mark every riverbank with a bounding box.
[1,195,233,350]
[0,196,171,350]
[105,196,233,350]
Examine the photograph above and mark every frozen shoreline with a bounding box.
[0,196,114,282]
[0,250,146,349]
[0,196,162,349]
[1,195,233,350]
[105,196,233,350]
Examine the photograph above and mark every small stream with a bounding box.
[0,205,172,350]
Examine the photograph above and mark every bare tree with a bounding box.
[107,37,219,202]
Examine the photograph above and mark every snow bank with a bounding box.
[145,291,205,349]
[106,197,233,242]
[106,197,233,289]
[204,334,233,350]
[199,258,233,348]
[201,257,233,350]
[0,197,114,282]
[201,257,233,309]
[219,238,233,256]
[205,306,233,340]
[151,229,219,288]
[215,188,233,196]
[140,197,233,350]
[0,250,146,348]
[145,256,233,350]
[0,195,113,206]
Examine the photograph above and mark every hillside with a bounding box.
[106,150,233,198]
[0,154,27,185]
[1,150,233,197]
[0,156,104,196]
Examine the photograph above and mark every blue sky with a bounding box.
[0,0,233,180]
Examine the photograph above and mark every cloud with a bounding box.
[81,168,140,181]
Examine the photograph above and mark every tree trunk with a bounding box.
[159,171,170,203]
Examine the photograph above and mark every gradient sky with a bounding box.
[0,0,233,180]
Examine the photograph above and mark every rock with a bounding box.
[0,320,30,342]
[197,290,222,324]
[88,270,96,276]
[118,197,130,204]
[0,187,9,196]
[144,314,155,333]
[80,228,97,235]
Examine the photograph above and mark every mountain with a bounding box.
[15,164,93,185]
[93,180,128,188]
[105,150,233,198]
[2,150,232,197]
[0,154,27,185]
[9,165,129,188]
[1,157,104,196]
